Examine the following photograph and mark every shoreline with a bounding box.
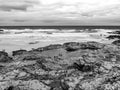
[0,29,116,53]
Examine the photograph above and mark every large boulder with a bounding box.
[0,51,13,63]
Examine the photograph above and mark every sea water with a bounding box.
[0,26,119,53]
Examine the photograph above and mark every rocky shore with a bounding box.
[107,30,120,45]
[0,41,120,90]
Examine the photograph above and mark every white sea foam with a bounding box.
[0,28,115,52]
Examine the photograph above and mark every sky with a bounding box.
[0,0,120,26]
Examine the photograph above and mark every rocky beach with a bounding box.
[0,29,120,90]
[0,0,120,89]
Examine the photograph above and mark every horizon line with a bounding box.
[0,25,120,27]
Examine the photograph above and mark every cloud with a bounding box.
[0,0,39,11]
[0,5,31,11]
[0,0,120,25]
[13,19,28,22]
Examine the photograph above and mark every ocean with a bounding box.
[0,26,119,53]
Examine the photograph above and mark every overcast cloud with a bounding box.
[0,0,120,26]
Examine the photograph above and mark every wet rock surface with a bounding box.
[106,30,120,46]
[0,51,13,63]
[112,40,120,45]
[108,31,120,34]
[107,35,120,39]
[12,50,27,56]
[1,41,120,90]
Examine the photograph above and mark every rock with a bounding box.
[32,44,62,52]
[47,80,69,90]
[18,72,27,77]
[28,41,39,45]
[2,41,120,90]
[0,29,4,33]
[112,40,120,46]
[63,42,80,51]
[108,31,120,34]
[4,86,20,90]
[63,42,103,52]
[23,55,44,61]
[106,35,120,39]
[36,58,52,71]
[12,49,27,56]
[0,51,13,63]
[72,62,95,72]
[0,75,3,80]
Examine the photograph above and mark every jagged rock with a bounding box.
[12,49,27,56]
[0,51,13,63]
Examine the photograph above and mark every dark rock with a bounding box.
[72,62,95,72]
[0,29,4,31]
[23,55,43,61]
[74,84,84,90]
[65,46,79,52]
[4,86,20,90]
[12,49,27,56]
[32,44,62,52]
[104,75,120,84]
[108,31,120,34]
[43,44,62,50]
[80,41,102,50]
[36,57,52,71]
[0,51,13,63]
[48,80,69,90]
[112,40,120,45]
[63,42,80,51]
[106,35,120,39]
[64,42,103,52]
[28,41,39,45]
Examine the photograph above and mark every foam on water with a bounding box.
[0,28,116,53]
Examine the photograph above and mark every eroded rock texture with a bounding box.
[0,42,120,90]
